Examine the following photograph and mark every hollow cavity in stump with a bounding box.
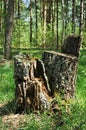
[14,54,51,113]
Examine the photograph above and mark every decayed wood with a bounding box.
[42,51,78,100]
[14,35,81,113]
[62,35,81,57]
[14,54,51,113]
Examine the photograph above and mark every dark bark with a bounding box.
[4,0,14,60]
[62,35,81,57]
[72,0,76,34]
[46,0,52,28]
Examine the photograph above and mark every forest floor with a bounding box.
[0,49,86,130]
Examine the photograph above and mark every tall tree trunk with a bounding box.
[51,0,55,37]
[64,0,68,36]
[53,0,56,36]
[35,0,38,45]
[51,0,55,48]
[40,0,43,26]
[46,0,52,29]
[30,0,32,44]
[85,2,86,31]
[4,0,14,60]
[0,0,2,32]
[72,0,76,34]
[18,0,21,49]
[79,0,84,42]
[56,0,58,50]
[61,0,65,45]
[43,0,46,47]
[4,0,7,27]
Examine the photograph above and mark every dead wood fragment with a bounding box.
[62,35,81,57]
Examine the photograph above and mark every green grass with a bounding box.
[0,61,15,103]
[0,49,86,130]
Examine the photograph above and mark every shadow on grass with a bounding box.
[0,99,16,116]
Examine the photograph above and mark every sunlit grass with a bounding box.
[0,61,15,103]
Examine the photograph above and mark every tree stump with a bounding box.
[42,35,81,100]
[14,35,81,113]
[42,51,78,100]
[14,54,52,113]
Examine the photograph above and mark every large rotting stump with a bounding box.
[14,35,81,113]
[14,54,52,113]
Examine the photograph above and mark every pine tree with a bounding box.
[30,0,32,43]
[0,0,2,32]
[4,0,14,59]
[72,0,76,34]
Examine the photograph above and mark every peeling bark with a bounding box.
[14,54,51,113]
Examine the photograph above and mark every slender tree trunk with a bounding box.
[53,0,56,35]
[35,0,38,45]
[4,0,14,60]
[51,0,54,36]
[61,0,65,45]
[56,0,58,50]
[79,0,84,44]
[18,0,21,49]
[64,0,68,36]
[85,2,86,31]
[40,0,43,25]
[30,0,32,44]
[51,0,55,48]
[72,0,76,34]
[4,0,7,27]
[0,0,2,32]
[46,0,52,29]
[43,0,46,47]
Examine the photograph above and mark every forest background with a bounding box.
[0,0,86,130]
[0,0,86,59]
